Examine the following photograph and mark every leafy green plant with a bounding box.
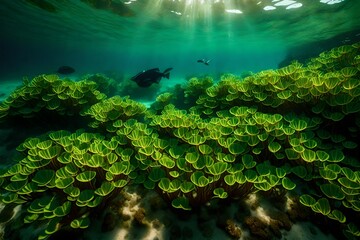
[84,96,147,133]
[0,74,106,126]
[0,130,134,239]
[0,42,359,240]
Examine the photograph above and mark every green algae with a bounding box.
[0,42,359,239]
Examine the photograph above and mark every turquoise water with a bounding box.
[1,0,359,81]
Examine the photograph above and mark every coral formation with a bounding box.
[0,42,360,239]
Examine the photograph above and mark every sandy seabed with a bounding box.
[82,187,337,240]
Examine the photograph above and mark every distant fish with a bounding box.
[197,59,211,66]
[131,68,173,87]
[57,66,75,74]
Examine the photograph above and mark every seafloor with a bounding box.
[0,43,360,240]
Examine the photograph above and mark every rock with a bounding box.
[269,219,282,238]
[109,198,125,215]
[249,201,259,211]
[122,191,133,201]
[271,210,292,231]
[152,219,162,229]
[244,216,271,240]
[134,208,146,225]
[287,199,309,221]
[122,214,131,222]
[225,219,242,239]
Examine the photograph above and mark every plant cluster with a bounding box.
[149,43,360,237]
[0,74,106,126]
[196,56,359,119]
[150,75,214,113]
[151,44,359,122]
[0,42,360,239]
[83,96,147,133]
[0,130,134,239]
[83,74,119,97]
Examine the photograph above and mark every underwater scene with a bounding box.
[1,0,360,240]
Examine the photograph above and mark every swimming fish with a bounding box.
[131,68,173,87]
[197,59,211,66]
[57,66,75,74]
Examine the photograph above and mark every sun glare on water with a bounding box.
[120,0,348,50]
